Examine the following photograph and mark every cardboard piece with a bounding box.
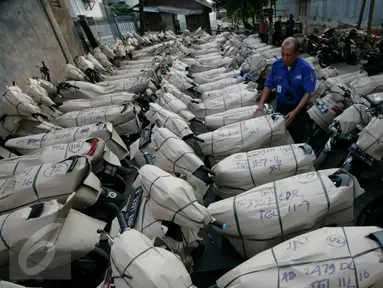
[213,144,316,198]
[0,200,105,277]
[208,168,364,258]
[198,114,294,161]
[0,138,119,176]
[0,156,102,214]
[216,226,383,288]
[5,122,129,160]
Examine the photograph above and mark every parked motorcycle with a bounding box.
[306,27,336,56]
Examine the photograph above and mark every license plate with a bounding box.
[125,188,143,228]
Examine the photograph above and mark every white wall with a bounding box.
[124,0,139,7]
[67,0,104,18]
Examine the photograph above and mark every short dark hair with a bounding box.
[283,37,300,53]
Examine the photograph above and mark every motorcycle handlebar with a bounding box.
[107,203,128,233]
[143,152,152,164]
[212,220,226,230]
[361,94,375,105]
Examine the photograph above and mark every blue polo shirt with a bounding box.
[264,56,316,105]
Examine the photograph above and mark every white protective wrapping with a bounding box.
[86,52,108,74]
[133,165,214,231]
[213,144,316,198]
[59,92,136,113]
[208,168,364,258]
[63,63,88,81]
[162,69,194,93]
[195,78,243,94]
[0,115,61,140]
[157,92,196,121]
[101,44,117,60]
[308,94,345,132]
[150,127,204,176]
[159,80,194,105]
[356,117,383,161]
[146,103,193,138]
[4,122,128,160]
[310,79,329,102]
[317,66,339,79]
[25,78,56,107]
[93,47,114,69]
[110,229,196,288]
[201,82,256,101]
[75,56,95,73]
[2,85,41,116]
[205,105,261,131]
[39,103,63,121]
[192,70,241,85]
[349,74,383,95]
[198,114,294,160]
[58,80,152,100]
[189,57,233,73]
[216,226,383,288]
[55,104,141,135]
[0,138,119,177]
[189,90,258,119]
[38,79,57,95]
[325,70,369,89]
[0,146,17,159]
[0,156,102,214]
[331,104,372,135]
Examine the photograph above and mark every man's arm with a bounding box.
[258,86,272,107]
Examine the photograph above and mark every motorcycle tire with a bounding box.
[307,41,316,56]
[319,54,332,68]
[356,195,383,227]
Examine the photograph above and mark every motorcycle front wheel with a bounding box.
[307,41,316,56]
[319,53,332,68]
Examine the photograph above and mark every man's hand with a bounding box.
[285,111,297,126]
[254,104,264,117]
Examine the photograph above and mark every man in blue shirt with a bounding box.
[255,37,316,143]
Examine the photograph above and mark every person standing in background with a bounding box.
[285,14,295,38]
[259,17,266,42]
[267,16,274,45]
[273,16,282,46]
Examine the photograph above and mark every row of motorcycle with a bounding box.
[0,27,383,288]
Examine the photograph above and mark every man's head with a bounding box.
[278,15,282,21]
[281,37,300,66]
[289,14,294,20]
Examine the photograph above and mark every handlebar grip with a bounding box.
[107,203,128,233]
[143,152,152,164]
[200,165,216,176]
[337,84,347,92]
[212,220,226,230]
[361,94,375,105]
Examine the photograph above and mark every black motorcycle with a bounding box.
[306,28,336,56]
[317,33,358,68]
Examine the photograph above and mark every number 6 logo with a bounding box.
[18,223,62,276]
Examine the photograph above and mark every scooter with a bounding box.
[314,85,382,169]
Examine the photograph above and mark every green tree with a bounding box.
[213,0,278,23]
[108,1,131,15]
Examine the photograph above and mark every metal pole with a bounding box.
[139,0,145,35]
[357,0,367,30]
[367,0,375,34]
